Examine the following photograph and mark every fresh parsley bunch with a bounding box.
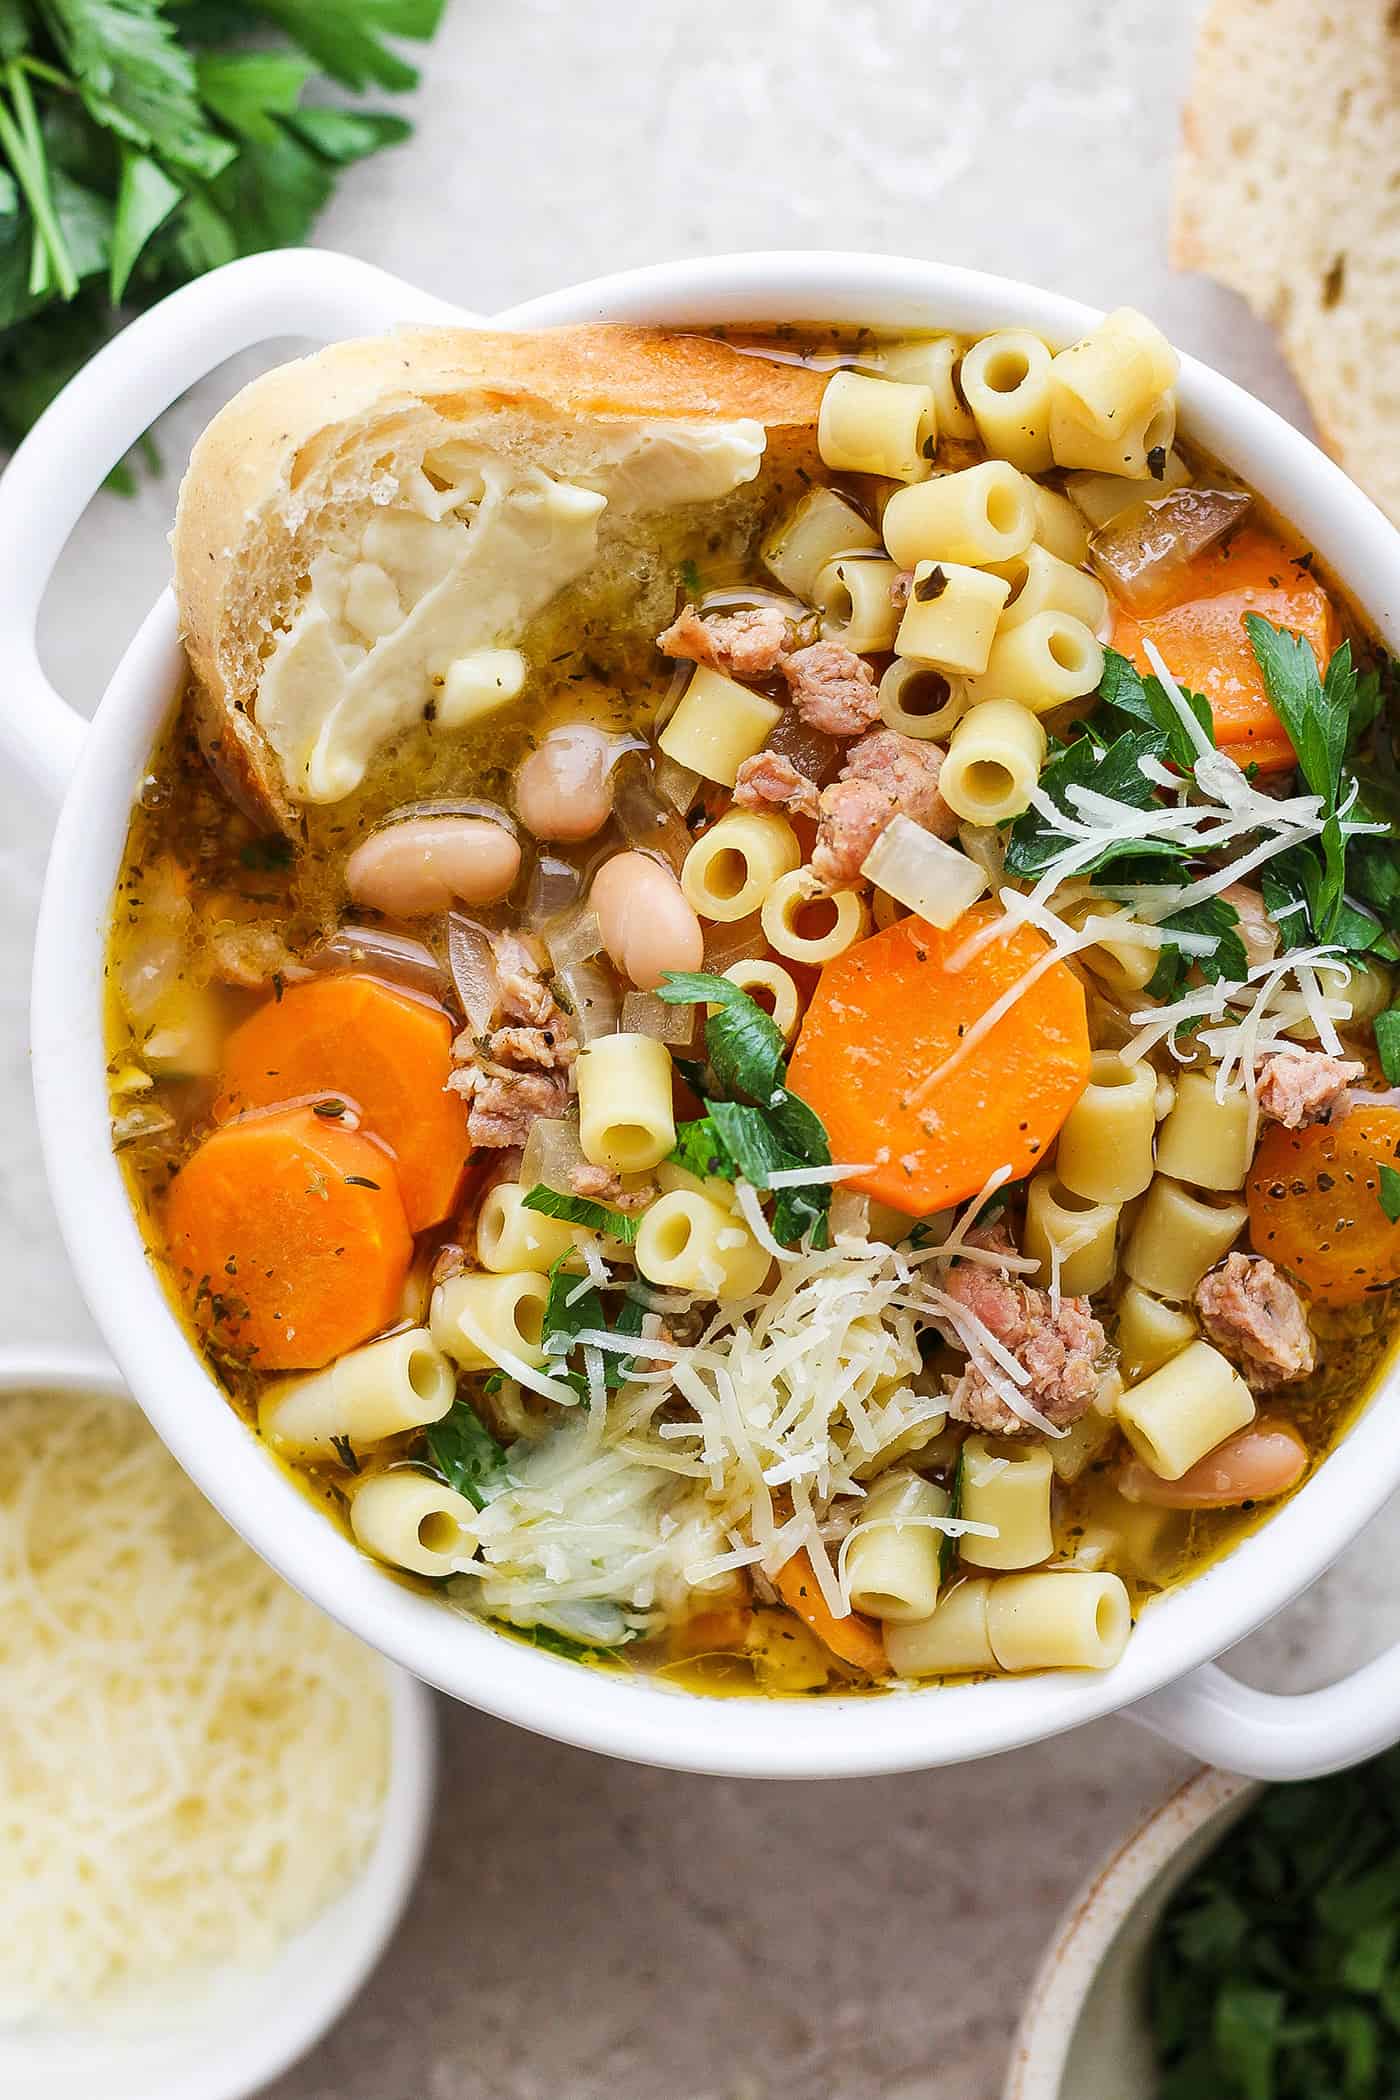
[0,0,446,476]
[1152,1750,1400,2100]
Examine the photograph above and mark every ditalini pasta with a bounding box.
[106,304,1399,1704]
[895,559,1010,674]
[959,329,1055,472]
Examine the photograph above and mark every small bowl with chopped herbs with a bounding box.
[1007,1750,1400,2097]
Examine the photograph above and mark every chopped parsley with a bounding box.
[1146,896,1249,1002]
[521,1183,639,1246]
[1151,1749,1400,2099]
[1379,1165,1400,1226]
[540,1255,649,1399]
[425,1397,510,1511]
[939,1446,963,1585]
[657,971,833,1246]
[1374,1009,1400,1087]
[1246,617,1361,939]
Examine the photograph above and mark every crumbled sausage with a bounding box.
[1195,1252,1315,1390]
[810,730,956,889]
[733,749,821,820]
[448,932,578,1147]
[657,604,792,679]
[493,932,559,1026]
[842,730,957,837]
[448,1064,572,1149]
[205,922,305,990]
[890,570,914,611]
[941,1258,1110,1436]
[1255,1047,1363,1130]
[569,1162,659,1213]
[811,777,891,890]
[780,640,881,736]
[488,1023,577,1072]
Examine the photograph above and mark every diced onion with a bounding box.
[654,755,702,814]
[612,758,693,873]
[525,853,582,926]
[519,1115,588,1195]
[703,914,768,972]
[761,711,842,787]
[316,924,445,994]
[543,905,605,971]
[556,956,620,1042]
[1089,488,1251,615]
[861,816,989,929]
[446,913,500,1034]
[621,990,699,1046]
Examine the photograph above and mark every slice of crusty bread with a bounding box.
[1173,0,1400,526]
[172,326,824,830]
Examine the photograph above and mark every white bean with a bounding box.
[590,851,704,991]
[346,816,520,917]
[516,726,615,842]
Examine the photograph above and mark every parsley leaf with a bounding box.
[515,1622,635,1662]
[108,147,179,299]
[521,1183,639,1246]
[425,1398,510,1511]
[1004,727,1177,879]
[706,1099,789,1186]
[1246,618,1363,935]
[0,0,441,466]
[541,1256,649,1396]
[1375,1010,1400,1087]
[1379,1165,1400,1226]
[669,1115,733,1181]
[45,0,236,180]
[658,969,786,1102]
[1097,647,1216,770]
[939,1445,963,1585]
[248,0,447,92]
[1146,896,1249,1001]
[660,971,834,1247]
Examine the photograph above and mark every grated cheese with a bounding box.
[448,1217,1035,1636]
[0,1389,389,2024]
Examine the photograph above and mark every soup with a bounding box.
[106,308,1400,1696]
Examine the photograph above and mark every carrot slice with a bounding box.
[787,906,1091,1215]
[774,1551,886,1675]
[1110,526,1338,773]
[219,973,469,1232]
[164,1104,413,1370]
[1247,1103,1400,1306]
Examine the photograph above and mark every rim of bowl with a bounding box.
[0,1345,437,2100]
[28,249,1400,1779]
[1001,1765,1261,2100]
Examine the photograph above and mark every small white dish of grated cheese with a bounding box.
[0,1346,436,2100]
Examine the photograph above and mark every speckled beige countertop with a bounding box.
[7,3,1399,2094]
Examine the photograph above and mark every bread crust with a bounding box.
[1173,0,1400,526]
[172,327,825,829]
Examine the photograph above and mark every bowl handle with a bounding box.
[0,247,470,803]
[1131,1649,1400,1780]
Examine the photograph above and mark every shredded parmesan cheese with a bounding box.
[448,1217,1030,1638]
[0,1389,389,2024]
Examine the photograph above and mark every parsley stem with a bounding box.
[0,63,77,302]
[15,56,76,96]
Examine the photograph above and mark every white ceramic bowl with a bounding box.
[0,1346,437,2100]
[5,246,1400,1780]
[1002,1766,1261,2100]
